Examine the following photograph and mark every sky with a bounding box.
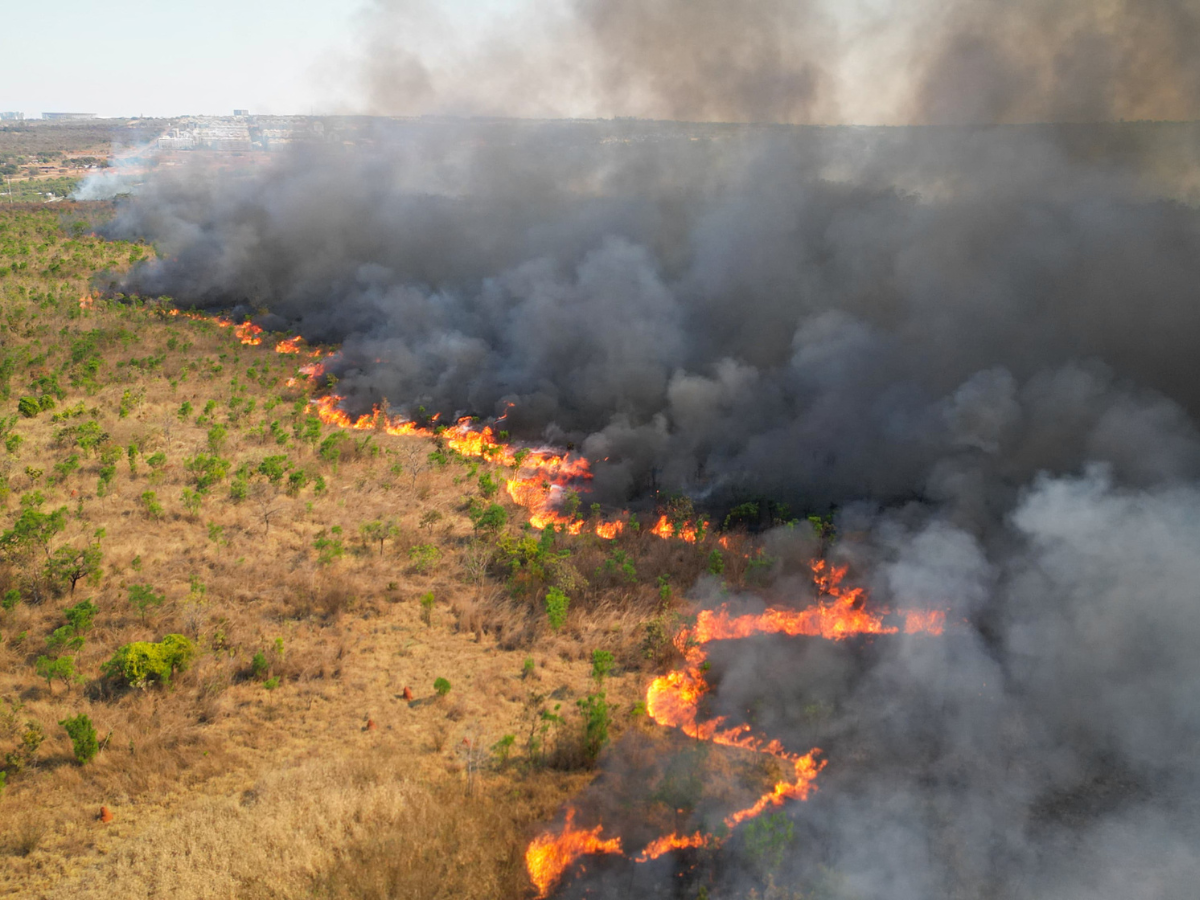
[0,0,366,118]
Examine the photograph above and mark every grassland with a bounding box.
[0,202,747,898]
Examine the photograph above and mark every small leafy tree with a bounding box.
[478,472,499,498]
[128,583,165,624]
[139,490,163,519]
[63,598,98,633]
[44,535,103,594]
[314,527,345,565]
[0,495,67,561]
[206,424,228,454]
[257,454,291,483]
[46,625,84,654]
[360,519,398,555]
[491,733,516,765]
[184,454,230,492]
[420,591,435,626]
[472,503,508,534]
[544,587,569,631]
[59,713,98,764]
[408,544,440,573]
[707,549,725,576]
[433,676,451,698]
[35,655,79,693]
[180,488,203,515]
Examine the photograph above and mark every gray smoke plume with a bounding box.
[348,0,1200,124]
[98,1,1200,895]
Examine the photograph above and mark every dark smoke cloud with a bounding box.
[95,1,1200,895]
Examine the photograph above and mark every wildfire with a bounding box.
[650,514,706,543]
[525,809,623,898]
[528,560,946,896]
[635,831,709,862]
[137,303,948,896]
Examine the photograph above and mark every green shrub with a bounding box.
[63,598,98,633]
[707,549,725,575]
[139,490,163,519]
[408,543,440,573]
[314,527,345,565]
[478,472,499,498]
[180,488,203,515]
[59,713,98,764]
[491,733,515,764]
[35,654,79,692]
[433,677,451,698]
[420,591,435,626]
[1,588,20,610]
[577,692,612,764]
[251,650,269,678]
[257,454,291,483]
[470,503,507,534]
[46,625,84,654]
[184,453,230,492]
[102,634,195,688]
[544,587,569,631]
[127,583,165,623]
[17,397,41,418]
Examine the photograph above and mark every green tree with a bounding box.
[544,587,569,631]
[257,454,291,483]
[359,519,398,555]
[44,533,103,594]
[433,676,451,698]
[470,503,507,534]
[35,655,79,693]
[127,583,165,624]
[139,490,163,519]
[102,634,195,688]
[0,496,67,561]
[59,713,98,764]
[63,598,98,633]
[313,527,345,566]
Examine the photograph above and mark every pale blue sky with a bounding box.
[0,0,368,118]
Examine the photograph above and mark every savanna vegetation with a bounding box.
[0,202,796,898]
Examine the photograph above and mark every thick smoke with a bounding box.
[348,0,1200,124]
[98,1,1200,895]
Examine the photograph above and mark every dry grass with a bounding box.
[0,205,720,898]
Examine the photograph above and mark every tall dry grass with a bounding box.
[48,748,572,900]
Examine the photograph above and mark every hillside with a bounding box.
[0,203,731,898]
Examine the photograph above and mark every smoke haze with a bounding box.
[97,1,1200,895]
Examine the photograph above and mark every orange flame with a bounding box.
[274,335,306,353]
[650,514,706,543]
[635,831,709,862]
[525,808,622,898]
[526,561,946,894]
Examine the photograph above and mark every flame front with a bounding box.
[155,306,948,897]
[525,808,623,898]
[527,560,946,895]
